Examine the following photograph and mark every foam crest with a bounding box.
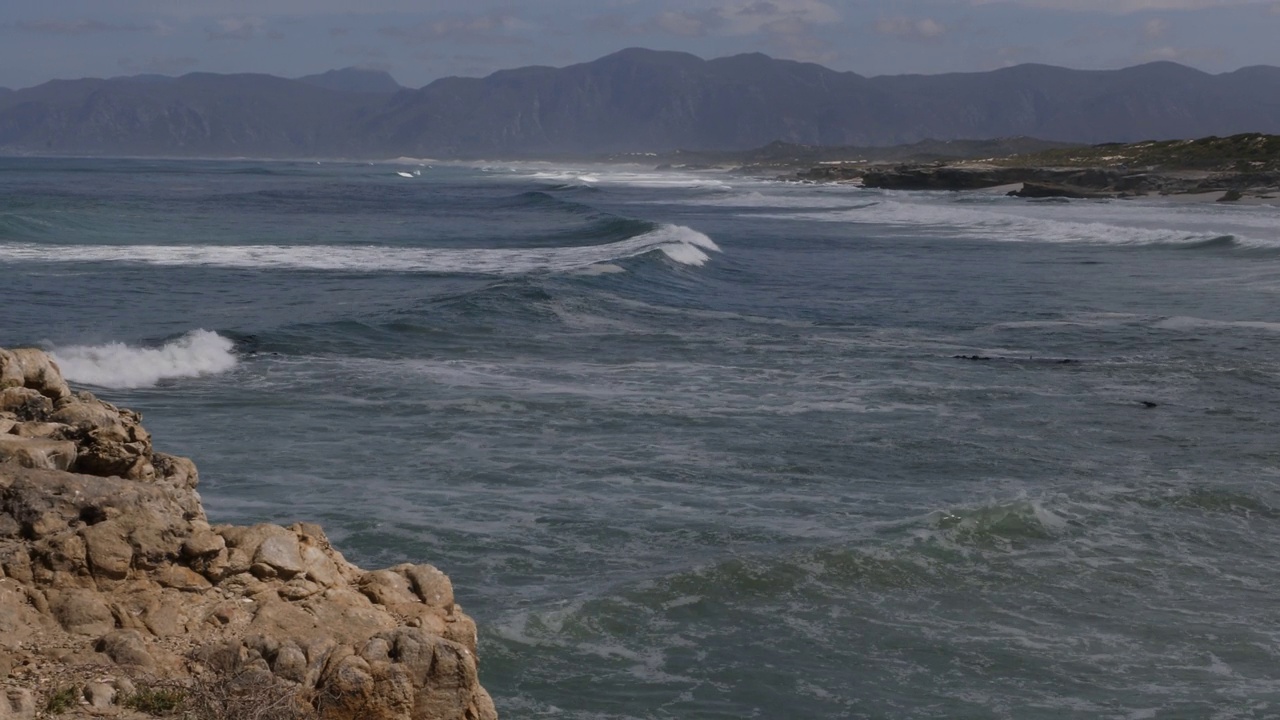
[671,190,875,209]
[1154,316,1280,333]
[50,330,238,389]
[527,168,731,189]
[763,198,1280,249]
[927,499,1068,547]
[0,224,719,273]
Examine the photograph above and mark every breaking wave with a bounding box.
[0,224,720,273]
[764,199,1280,249]
[49,330,238,389]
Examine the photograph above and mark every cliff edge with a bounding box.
[0,347,497,720]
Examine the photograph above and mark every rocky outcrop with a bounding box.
[812,162,1280,199]
[0,348,496,720]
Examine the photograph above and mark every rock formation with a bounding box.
[0,347,497,720]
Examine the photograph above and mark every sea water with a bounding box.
[3,156,1280,719]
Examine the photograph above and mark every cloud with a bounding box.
[117,55,200,74]
[875,16,948,41]
[972,0,1275,11]
[718,0,840,35]
[1138,44,1226,63]
[629,0,839,38]
[1143,17,1171,38]
[585,13,642,35]
[379,12,530,45]
[337,44,387,59]
[12,19,152,35]
[207,16,266,40]
[654,10,713,37]
[755,16,831,63]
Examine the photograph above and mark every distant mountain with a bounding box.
[296,67,402,94]
[108,74,177,85]
[0,73,383,157]
[1,49,1278,158]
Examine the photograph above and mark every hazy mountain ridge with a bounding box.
[1,49,1278,158]
[296,67,403,94]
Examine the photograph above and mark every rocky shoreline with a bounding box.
[791,163,1280,201]
[0,348,496,720]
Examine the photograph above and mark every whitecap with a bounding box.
[0,224,720,273]
[49,329,238,389]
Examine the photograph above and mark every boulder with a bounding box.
[0,349,69,400]
[0,436,76,471]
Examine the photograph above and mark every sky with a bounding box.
[3,0,1280,90]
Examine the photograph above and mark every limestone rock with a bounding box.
[98,629,156,668]
[0,436,76,471]
[0,350,23,391]
[82,682,115,709]
[8,422,70,440]
[4,349,70,400]
[48,588,116,635]
[0,347,497,720]
[0,688,35,720]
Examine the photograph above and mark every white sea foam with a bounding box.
[527,168,732,189]
[667,189,875,209]
[49,330,238,389]
[0,224,721,273]
[1153,316,1280,333]
[759,197,1280,249]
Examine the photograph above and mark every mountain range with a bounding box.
[1,48,1278,159]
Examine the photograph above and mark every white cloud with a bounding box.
[1143,17,1170,38]
[718,0,840,35]
[207,16,265,40]
[640,0,839,38]
[875,16,948,41]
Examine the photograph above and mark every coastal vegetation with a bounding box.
[789,133,1280,199]
[996,133,1280,172]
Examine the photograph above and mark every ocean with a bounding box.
[3,156,1280,719]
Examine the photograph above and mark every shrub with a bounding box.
[121,685,187,716]
[43,686,79,715]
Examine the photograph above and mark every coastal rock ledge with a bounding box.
[0,347,497,720]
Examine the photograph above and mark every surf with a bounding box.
[48,329,238,389]
[0,224,720,274]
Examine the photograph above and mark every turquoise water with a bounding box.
[4,157,1280,718]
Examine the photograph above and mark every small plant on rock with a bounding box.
[121,685,187,716]
[44,686,79,715]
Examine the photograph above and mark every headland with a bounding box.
[0,347,496,720]
[787,133,1280,202]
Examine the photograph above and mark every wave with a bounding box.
[669,190,878,210]
[49,330,238,389]
[0,213,54,239]
[0,224,721,273]
[508,190,601,216]
[763,199,1280,250]
[525,168,733,190]
[927,499,1068,547]
[1176,235,1239,250]
[1153,316,1280,333]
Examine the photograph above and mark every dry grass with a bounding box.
[185,669,316,720]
